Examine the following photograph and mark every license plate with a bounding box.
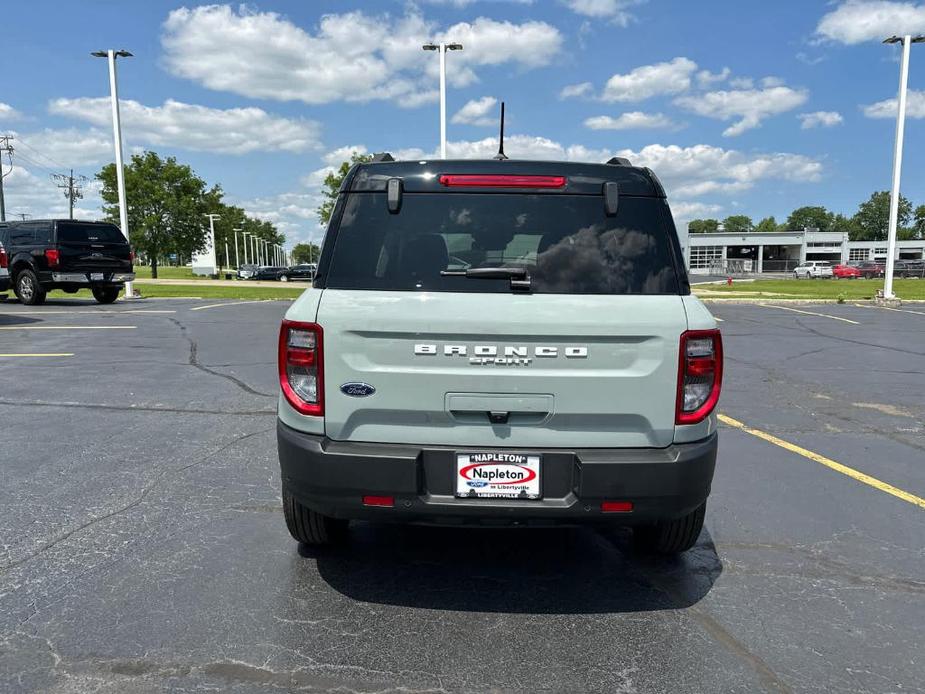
[455,452,541,500]
[90,273,105,281]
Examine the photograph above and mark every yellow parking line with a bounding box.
[0,326,136,330]
[0,353,74,357]
[760,304,859,325]
[854,303,925,316]
[190,300,271,311]
[718,414,925,510]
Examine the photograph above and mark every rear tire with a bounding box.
[14,269,46,306]
[92,287,120,304]
[279,274,289,282]
[282,487,347,546]
[633,502,706,555]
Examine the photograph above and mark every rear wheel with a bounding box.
[279,274,289,282]
[633,502,706,555]
[92,286,120,304]
[15,269,46,306]
[282,487,348,546]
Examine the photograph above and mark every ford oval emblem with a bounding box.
[340,382,376,397]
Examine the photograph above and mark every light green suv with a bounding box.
[277,156,722,554]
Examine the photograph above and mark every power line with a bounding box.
[14,136,67,172]
[51,169,88,220]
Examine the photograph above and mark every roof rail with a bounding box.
[606,156,632,166]
[371,152,395,162]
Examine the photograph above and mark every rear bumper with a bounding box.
[50,272,135,283]
[277,422,718,526]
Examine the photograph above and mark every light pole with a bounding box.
[92,48,134,297]
[242,232,250,265]
[422,42,463,159]
[882,35,924,300]
[233,228,241,269]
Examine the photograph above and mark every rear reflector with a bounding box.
[601,501,633,513]
[278,320,324,416]
[438,174,566,188]
[362,495,394,507]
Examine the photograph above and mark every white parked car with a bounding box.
[794,261,834,279]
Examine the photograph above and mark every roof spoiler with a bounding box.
[606,156,631,166]
[371,152,395,162]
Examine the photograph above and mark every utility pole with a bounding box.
[0,135,13,222]
[51,169,88,220]
[882,34,924,300]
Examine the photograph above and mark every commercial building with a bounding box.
[684,228,925,275]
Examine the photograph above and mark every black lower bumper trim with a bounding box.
[277,421,717,525]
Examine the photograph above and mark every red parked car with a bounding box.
[833,264,861,279]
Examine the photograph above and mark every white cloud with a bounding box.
[761,76,786,88]
[609,143,823,199]
[816,1,925,44]
[675,85,809,136]
[0,103,23,121]
[0,164,104,221]
[49,97,321,154]
[696,68,730,87]
[161,6,562,106]
[322,145,369,167]
[584,111,679,130]
[562,0,642,26]
[862,89,925,118]
[423,0,534,5]
[798,111,844,128]
[559,82,594,99]
[728,77,754,89]
[451,96,498,125]
[671,201,724,221]
[601,57,698,102]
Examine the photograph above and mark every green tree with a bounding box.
[850,191,912,241]
[97,151,217,278]
[829,213,856,236]
[317,152,374,225]
[291,242,321,264]
[785,206,831,231]
[754,216,779,232]
[688,218,720,234]
[914,204,925,238]
[722,214,752,232]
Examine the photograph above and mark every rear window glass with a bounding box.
[57,223,125,244]
[325,193,680,294]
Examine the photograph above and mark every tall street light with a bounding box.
[92,49,134,297]
[233,227,242,269]
[422,42,463,159]
[882,35,924,300]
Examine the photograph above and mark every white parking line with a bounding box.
[712,316,724,322]
[760,304,859,325]
[6,309,175,315]
[854,303,925,316]
[190,300,273,311]
[0,326,137,330]
[0,353,74,357]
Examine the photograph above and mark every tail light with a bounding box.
[278,320,323,416]
[129,249,135,264]
[0,246,7,269]
[438,174,566,188]
[45,249,60,268]
[676,329,723,425]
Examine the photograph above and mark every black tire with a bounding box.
[92,286,120,304]
[282,487,347,546]
[14,269,46,306]
[633,502,706,555]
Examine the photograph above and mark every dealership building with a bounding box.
[681,227,925,275]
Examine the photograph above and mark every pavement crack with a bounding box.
[167,316,274,398]
[0,428,270,574]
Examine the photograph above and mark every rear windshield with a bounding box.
[57,222,126,244]
[325,193,680,294]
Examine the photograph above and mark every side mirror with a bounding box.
[387,178,403,214]
[603,181,619,216]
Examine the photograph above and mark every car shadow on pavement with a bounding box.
[0,313,43,326]
[305,523,722,614]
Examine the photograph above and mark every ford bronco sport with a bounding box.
[277,156,722,554]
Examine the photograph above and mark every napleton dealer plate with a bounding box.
[455,452,541,500]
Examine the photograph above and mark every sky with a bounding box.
[1,0,925,247]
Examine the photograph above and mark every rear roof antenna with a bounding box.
[493,101,508,160]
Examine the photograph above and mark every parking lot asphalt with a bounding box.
[1,297,923,693]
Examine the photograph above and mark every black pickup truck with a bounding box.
[0,219,134,305]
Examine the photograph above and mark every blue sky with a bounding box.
[2,0,924,246]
